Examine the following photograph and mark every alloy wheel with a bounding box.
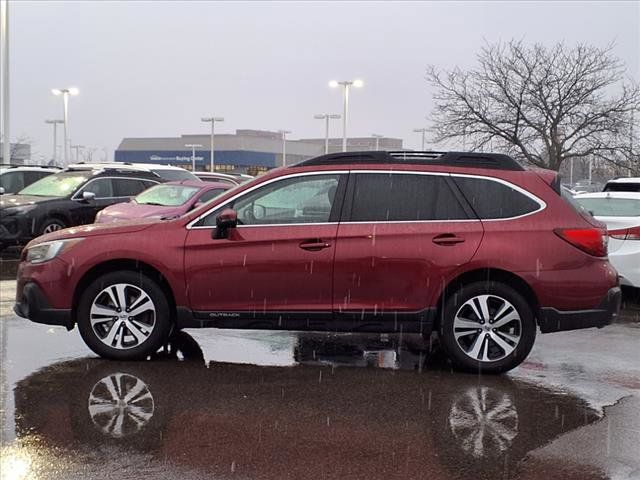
[453,294,522,362]
[90,283,156,350]
[43,222,64,233]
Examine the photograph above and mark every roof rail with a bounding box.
[295,150,525,171]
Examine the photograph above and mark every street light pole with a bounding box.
[71,144,84,162]
[201,116,224,172]
[314,114,341,154]
[45,119,63,164]
[52,87,79,166]
[413,128,428,151]
[185,144,202,172]
[278,130,291,167]
[371,134,384,151]
[1,0,9,164]
[329,79,363,152]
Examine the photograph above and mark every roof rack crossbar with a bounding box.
[295,151,524,171]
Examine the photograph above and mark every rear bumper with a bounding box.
[538,287,621,333]
[14,281,73,330]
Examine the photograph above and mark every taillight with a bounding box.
[554,228,608,257]
[608,226,640,241]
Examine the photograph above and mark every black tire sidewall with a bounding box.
[439,281,536,374]
[77,271,172,360]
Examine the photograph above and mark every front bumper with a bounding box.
[14,282,73,330]
[0,214,33,245]
[538,286,622,333]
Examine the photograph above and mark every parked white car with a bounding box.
[574,192,640,290]
[603,177,640,193]
[0,165,60,194]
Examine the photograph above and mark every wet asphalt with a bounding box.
[0,255,639,479]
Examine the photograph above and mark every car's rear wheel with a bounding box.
[41,218,66,234]
[439,281,536,374]
[77,271,172,360]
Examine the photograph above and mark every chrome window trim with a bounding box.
[187,170,349,229]
[71,176,160,201]
[186,169,546,229]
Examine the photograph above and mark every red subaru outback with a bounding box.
[14,151,621,373]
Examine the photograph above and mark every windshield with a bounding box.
[574,196,640,217]
[135,184,200,206]
[151,169,199,181]
[18,172,90,197]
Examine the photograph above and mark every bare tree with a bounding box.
[426,41,640,172]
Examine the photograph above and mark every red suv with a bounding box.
[14,151,621,373]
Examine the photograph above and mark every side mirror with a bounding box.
[0,187,5,195]
[213,208,237,239]
[82,191,96,202]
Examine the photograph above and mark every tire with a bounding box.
[77,271,172,360]
[438,281,536,374]
[40,217,67,235]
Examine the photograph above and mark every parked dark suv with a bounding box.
[0,163,187,249]
[14,151,621,373]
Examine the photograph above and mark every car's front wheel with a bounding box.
[439,281,536,374]
[77,271,172,360]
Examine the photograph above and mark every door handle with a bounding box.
[432,233,465,246]
[299,240,332,251]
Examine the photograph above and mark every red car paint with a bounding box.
[15,159,619,334]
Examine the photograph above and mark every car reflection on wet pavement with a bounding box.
[1,314,639,479]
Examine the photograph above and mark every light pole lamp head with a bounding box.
[328,80,339,88]
[52,87,79,96]
[352,79,364,88]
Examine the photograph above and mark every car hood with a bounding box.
[0,194,58,209]
[101,202,187,220]
[29,218,158,246]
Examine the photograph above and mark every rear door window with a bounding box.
[348,173,469,222]
[452,176,541,219]
[113,178,150,197]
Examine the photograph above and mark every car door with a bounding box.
[184,172,347,319]
[67,177,110,225]
[332,171,483,319]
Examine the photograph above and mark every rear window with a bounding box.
[574,197,640,217]
[603,182,640,193]
[453,176,541,219]
[151,169,198,181]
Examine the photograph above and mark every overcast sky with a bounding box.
[7,0,640,160]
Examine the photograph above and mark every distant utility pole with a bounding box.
[1,0,9,164]
[413,127,428,151]
[278,130,291,167]
[371,134,384,151]
[201,116,224,172]
[314,113,341,154]
[185,143,202,171]
[45,119,63,163]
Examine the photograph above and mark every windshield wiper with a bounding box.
[139,202,167,206]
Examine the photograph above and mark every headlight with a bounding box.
[25,238,85,264]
